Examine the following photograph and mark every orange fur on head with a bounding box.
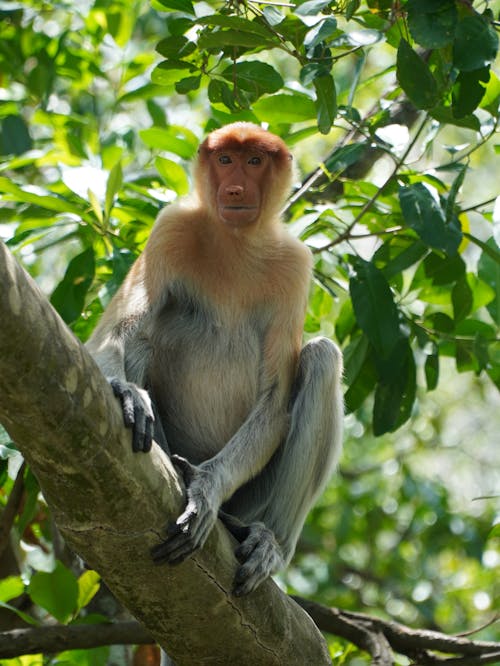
[193,123,294,226]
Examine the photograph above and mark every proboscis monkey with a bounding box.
[86,122,343,597]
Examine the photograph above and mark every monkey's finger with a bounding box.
[170,454,196,485]
[233,549,275,596]
[151,531,200,565]
[131,405,153,453]
[110,379,135,428]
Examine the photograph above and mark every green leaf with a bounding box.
[452,274,473,321]
[199,29,276,50]
[0,114,33,156]
[304,17,338,50]
[156,35,196,59]
[155,156,189,195]
[425,348,439,390]
[105,161,123,219]
[0,600,39,626]
[349,259,401,360]
[314,74,337,134]
[396,39,439,110]
[139,126,198,159]
[406,0,457,49]
[430,106,481,131]
[50,247,95,324]
[399,183,462,254]
[0,177,90,219]
[373,340,416,435]
[154,0,194,13]
[453,15,499,72]
[221,61,283,97]
[478,238,500,325]
[28,561,79,624]
[344,352,377,413]
[424,251,465,285]
[380,240,428,280]
[324,143,366,174]
[452,67,490,118]
[295,0,331,16]
[197,14,276,39]
[175,75,201,94]
[151,61,197,87]
[77,570,101,611]
[0,576,25,602]
[445,164,466,223]
[253,93,316,123]
[480,71,500,116]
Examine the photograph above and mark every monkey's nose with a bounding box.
[225,185,244,197]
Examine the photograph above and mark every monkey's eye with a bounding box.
[248,156,262,166]
[218,155,232,165]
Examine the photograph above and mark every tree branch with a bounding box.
[2,600,498,666]
[0,240,331,665]
[294,597,500,666]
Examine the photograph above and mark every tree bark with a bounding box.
[0,240,331,666]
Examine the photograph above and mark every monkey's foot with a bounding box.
[151,455,218,565]
[233,522,284,596]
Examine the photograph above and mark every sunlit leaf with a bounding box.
[28,562,79,624]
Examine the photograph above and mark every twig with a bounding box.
[0,461,26,561]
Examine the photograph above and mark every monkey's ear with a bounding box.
[288,154,293,161]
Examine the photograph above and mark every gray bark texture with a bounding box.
[0,240,331,666]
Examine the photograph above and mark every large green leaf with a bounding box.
[324,143,366,174]
[399,183,462,254]
[221,61,283,97]
[373,340,416,435]
[253,93,316,123]
[139,126,198,158]
[50,247,95,324]
[349,259,401,360]
[396,39,439,110]
[314,74,337,134]
[453,15,499,72]
[153,0,194,14]
[406,0,457,49]
[452,67,490,118]
[28,562,79,624]
[0,115,33,156]
[155,156,189,195]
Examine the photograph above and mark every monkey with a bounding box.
[86,122,343,597]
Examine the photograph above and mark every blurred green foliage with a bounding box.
[0,0,498,663]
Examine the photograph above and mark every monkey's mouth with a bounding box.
[223,205,258,210]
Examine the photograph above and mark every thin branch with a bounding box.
[0,461,26,561]
[293,597,500,666]
[0,622,153,659]
[2,599,498,665]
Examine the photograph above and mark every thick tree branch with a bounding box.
[0,240,331,666]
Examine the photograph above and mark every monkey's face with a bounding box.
[212,150,269,227]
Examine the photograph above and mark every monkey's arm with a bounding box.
[86,257,156,452]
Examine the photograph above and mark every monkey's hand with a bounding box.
[233,523,284,596]
[151,455,219,565]
[108,377,155,453]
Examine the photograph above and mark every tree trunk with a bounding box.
[0,240,331,666]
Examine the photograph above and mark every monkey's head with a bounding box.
[194,123,294,229]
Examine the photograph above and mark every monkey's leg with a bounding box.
[224,336,343,595]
